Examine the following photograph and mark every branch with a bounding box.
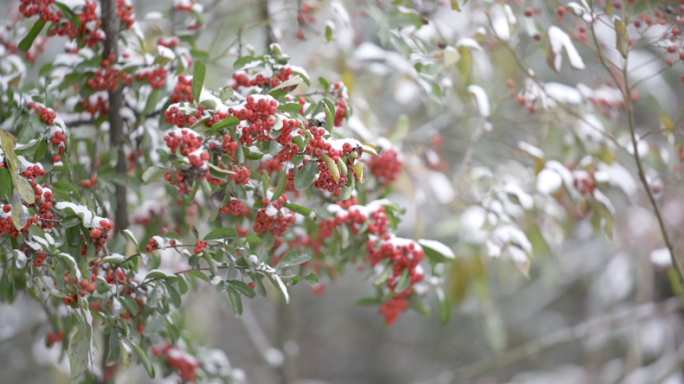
[414,298,683,384]
[102,0,128,236]
[586,11,684,282]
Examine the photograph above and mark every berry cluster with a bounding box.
[368,147,402,187]
[78,275,97,296]
[136,66,168,89]
[158,37,180,49]
[19,0,61,22]
[254,195,296,236]
[145,237,162,253]
[28,102,57,125]
[87,54,132,92]
[33,250,48,268]
[116,0,135,30]
[229,165,251,185]
[367,237,425,325]
[164,129,205,157]
[152,343,201,382]
[220,199,245,216]
[46,330,65,345]
[193,240,208,255]
[0,205,40,238]
[379,297,410,326]
[81,176,98,189]
[312,158,348,197]
[105,268,126,284]
[170,75,194,104]
[209,134,240,158]
[164,105,200,128]
[81,95,109,115]
[89,219,114,253]
[37,188,56,229]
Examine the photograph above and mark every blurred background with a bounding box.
[3,0,684,383]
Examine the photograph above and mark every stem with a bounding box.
[259,0,273,49]
[622,66,684,281]
[102,0,128,236]
[276,297,295,384]
[586,13,684,282]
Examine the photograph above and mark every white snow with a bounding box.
[548,26,586,71]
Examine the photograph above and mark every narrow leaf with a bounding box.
[192,60,206,102]
[19,19,46,52]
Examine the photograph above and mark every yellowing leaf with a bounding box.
[342,69,355,96]
[0,130,35,204]
[660,109,673,130]
[615,19,629,58]
[443,47,461,67]
[456,46,471,81]
[321,153,340,182]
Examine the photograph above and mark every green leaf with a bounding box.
[18,19,46,52]
[219,86,234,102]
[318,77,330,90]
[55,2,82,26]
[267,274,290,303]
[294,160,318,191]
[142,166,166,184]
[270,172,287,202]
[395,268,411,294]
[121,295,139,316]
[61,215,81,228]
[277,103,303,114]
[246,232,263,246]
[284,203,314,217]
[390,115,410,143]
[227,287,243,316]
[209,116,240,133]
[68,322,90,380]
[410,295,432,317]
[451,0,461,12]
[420,77,443,104]
[227,280,256,298]
[269,75,303,93]
[303,272,319,284]
[325,23,334,43]
[321,99,335,132]
[436,288,452,325]
[142,88,162,116]
[106,330,121,366]
[164,231,180,240]
[204,227,238,240]
[127,341,155,378]
[164,280,182,308]
[0,168,11,200]
[418,239,455,262]
[123,229,141,253]
[177,275,189,294]
[192,60,206,102]
[277,249,311,269]
[233,56,260,70]
[33,140,46,162]
[17,120,34,145]
[187,269,210,283]
[356,297,382,306]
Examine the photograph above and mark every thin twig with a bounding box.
[586,9,684,282]
[415,298,683,384]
